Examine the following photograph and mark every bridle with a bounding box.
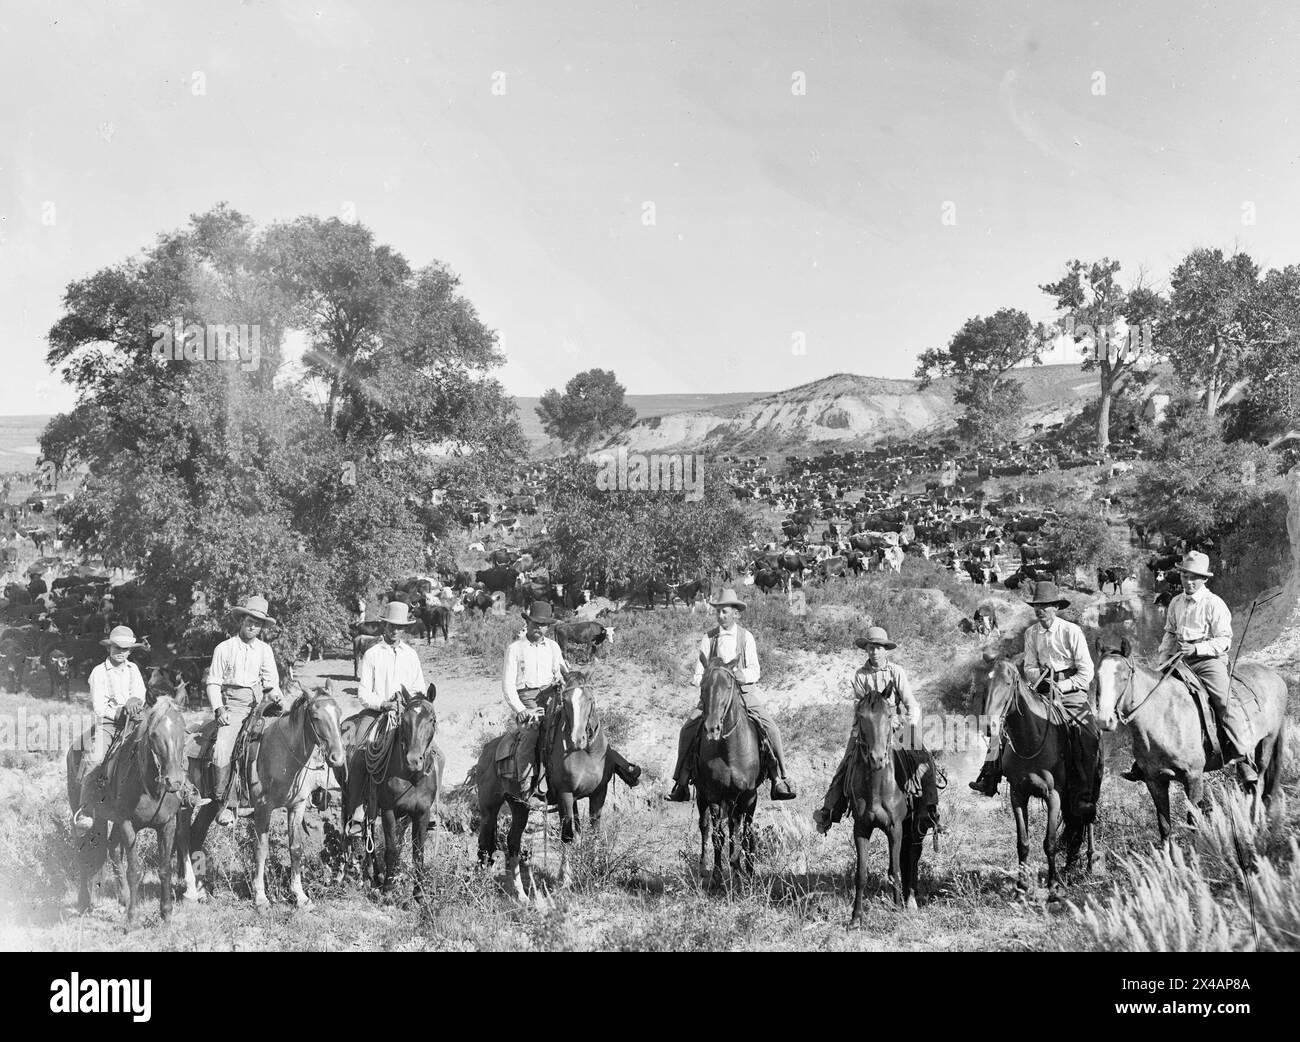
[992,664,1059,761]
[1099,650,1149,726]
[702,666,742,741]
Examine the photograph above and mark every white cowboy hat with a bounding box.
[377,601,417,626]
[1174,551,1213,578]
[709,589,747,611]
[231,595,277,624]
[100,625,145,650]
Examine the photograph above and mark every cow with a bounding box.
[44,648,71,700]
[461,588,496,618]
[1097,566,1134,595]
[475,566,520,605]
[552,620,613,663]
[416,602,450,643]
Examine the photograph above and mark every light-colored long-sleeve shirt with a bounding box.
[502,636,568,714]
[691,624,761,686]
[1158,585,1232,660]
[852,662,921,726]
[205,636,281,710]
[88,658,146,725]
[1022,617,1094,694]
[358,639,427,709]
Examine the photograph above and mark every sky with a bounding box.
[3,0,1300,417]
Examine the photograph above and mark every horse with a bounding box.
[334,684,444,903]
[1094,640,1288,842]
[180,684,347,908]
[844,684,921,924]
[66,695,195,927]
[474,672,641,900]
[982,659,1095,901]
[694,658,762,889]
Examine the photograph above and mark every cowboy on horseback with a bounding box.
[502,599,569,812]
[205,595,282,827]
[969,581,1098,814]
[72,625,148,832]
[356,601,426,726]
[667,589,796,802]
[811,626,931,834]
[1119,550,1255,783]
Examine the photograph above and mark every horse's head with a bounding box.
[1094,637,1134,732]
[399,684,439,776]
[853,679,898,769]
[981,657,1024,729]
[557,672,598,750]
[141,700,187,801]
[701,657,740,741]
[291,684,347,770]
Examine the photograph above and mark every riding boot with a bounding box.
[667,781,692,802]
[968,759,1001,796]
[1120,761,1144,782]
[212,763,235,827]
[770,776,797,800]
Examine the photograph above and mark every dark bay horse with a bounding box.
[475,672,641,901]
[695,659,761,889]
[334,684,444,902]
[983,659,1094,902]
[844,684,914,925]
[1095,643,1288,842]
[66,697,195,927]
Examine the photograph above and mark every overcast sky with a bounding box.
[3,0,1299,417]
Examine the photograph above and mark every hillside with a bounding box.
[515,393,766,455]
[601,365,1111,454]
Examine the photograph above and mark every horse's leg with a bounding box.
[587,781,608,838]
[380,808,400,892]
[157,817,176,922]
[1145,775,1173,848]
[1045,788,1062,903]
[252,801,272,909]
[176,809,202,902]
[410,809,430,906]
[710,804,726,890]
[887,819,904,908]
[477,791,501,867]
[850,829,870,928]
[1010,788,1031,894]
[740,793,757,876]
[557,791,576,889]
[287,801,313,909]
[77,821,108,913]
[504,803,529,905]
[697,798,710,878]
[118,821,140,929]
[1185,773,1208,831]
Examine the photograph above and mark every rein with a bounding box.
[703,669,743,741]
[1000,671,1060,761]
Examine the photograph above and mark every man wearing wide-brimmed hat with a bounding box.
[357,600,427,715]
[1122,550,1253,782]
[667,589,796,802]
[970,581,1098,809]
[813,626,924,833]
[501,599,569,809]
[72,625,148,831]
[205,595,282,826]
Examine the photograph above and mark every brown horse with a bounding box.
[180,684,347,908]
[66,696,195,927]
[1094,642,1288,843]
[334,684,444,903]
[983,659,1094,902]
[844,683,916,925]
[694,659,761,889]
[475,672,641,900]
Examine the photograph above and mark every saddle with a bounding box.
[186,701,276,808]
[1169,662,1260,772]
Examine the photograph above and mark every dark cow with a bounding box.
[475,566,520,605]
[750,567,782,595]
[417,603,450,643]
[552,620,613,663]
[44,648,71,700]
[1097,566,1134,595]
[462,588,496,617]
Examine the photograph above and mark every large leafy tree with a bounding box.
[536,369,637,453]
[42,205,521,655]
[1040,258,1164,456]
[915,308,1045,448]
[1165,249,1270,418]
[1225,264,1300,442]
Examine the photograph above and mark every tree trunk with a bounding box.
[1096,389,1112,458]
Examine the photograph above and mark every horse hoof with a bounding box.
[296,898,315,911]
[182,890,205,904]
[906,896,918,912]
[255,897,271,911]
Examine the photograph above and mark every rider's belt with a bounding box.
[1048,668,1077,680]
[516,687,542,711]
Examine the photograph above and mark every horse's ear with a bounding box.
[1120,637,1131,658]
[425,682,437,702]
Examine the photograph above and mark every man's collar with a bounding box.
[1185,585,1207,601]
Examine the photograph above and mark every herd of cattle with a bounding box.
[0,422,1220,702]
